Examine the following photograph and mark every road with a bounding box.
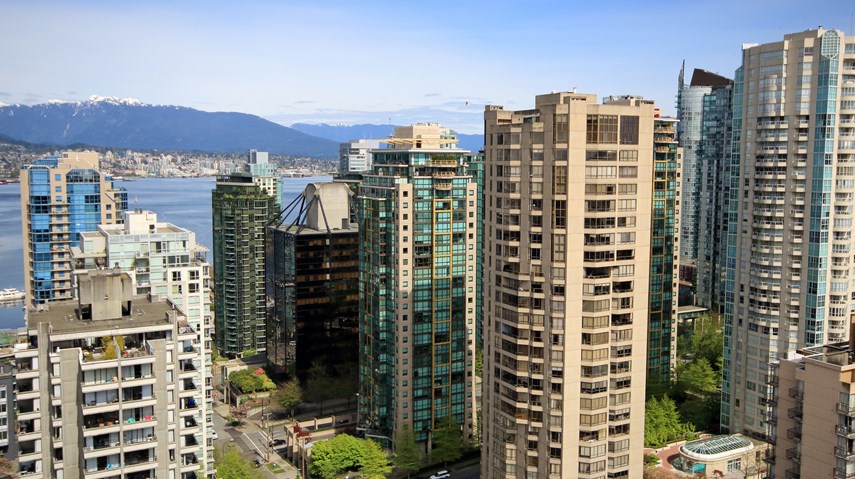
[213,406,292,479]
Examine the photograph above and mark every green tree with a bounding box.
[309,434,364,479]
[644,395,695,448]
[674,358,719,399]
[394,425,423,478]
[229,369,277,394]
[359,439,393,479]
[276,380,302,418]
[215,449,260,479]
[101,336,118,360]
[690,315,724,371]
[303,360,337,415]
[431,417,463,467]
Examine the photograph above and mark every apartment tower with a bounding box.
[722,28,855,442]
[14,270,212,479]
[20,151,127,306]
[482,93,655,479]
[212,174,278,357]
[358,124,478,447]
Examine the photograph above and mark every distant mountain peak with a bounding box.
[86,95,144,106]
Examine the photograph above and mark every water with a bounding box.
[0,175,330,329]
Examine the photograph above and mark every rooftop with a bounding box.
[680,434,754,461]
[798,342,855,368]
[27,295,178,336]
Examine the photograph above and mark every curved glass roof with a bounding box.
[681,435,754,459]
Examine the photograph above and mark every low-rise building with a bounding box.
[673,434,767,478]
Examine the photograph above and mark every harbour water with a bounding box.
[0,175,330,329]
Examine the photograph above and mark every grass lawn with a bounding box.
[267,463,286,474]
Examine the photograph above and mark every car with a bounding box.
[430,471,451,479]
[211,431,218,440]
[254,459,263,468]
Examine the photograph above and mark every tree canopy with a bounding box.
[215,449,261,479]
[229,369,277,394]
[644,395,696,448]
[431,417,463,467]
[276,380,302,418]
[309,434,391,479]
[394,425,423,478]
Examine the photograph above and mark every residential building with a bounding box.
[340,139,382,175]
[772,320,855,479]
[464,152,485,347]
[721,28,855,442]
[246,150,281,207]
[358,124,478,447]
[696,78,734,311]
[647,113,682,393]
[20,151,127,306]
[71,209,214,409]
[14,269,212,479]
[212,174,278,357]
[677,68,732,290]
[0,357,16,459]
[482,93,656,479]
[267,182,359,385]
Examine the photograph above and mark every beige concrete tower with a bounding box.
[482,93,654,479]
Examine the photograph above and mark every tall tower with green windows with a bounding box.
[358,124,478,448]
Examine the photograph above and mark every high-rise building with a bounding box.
[212,173,278,357]
[20,151,127,306]
[340,139,382,175]
[677,68,733,297]
[721,28,855,441]
[357,124,478,447]
[647,114,682,393]
[267,182,359,384]
[771,320,855,479]
[695,79,734,311]
[246,150,280,206]
[464,152,485,347]
[0,357,16,458]
[71,209,215,415]
[14,269,213,479]
[482,93,656,479]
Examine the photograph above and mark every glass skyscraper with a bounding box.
[20,151,127,305]
[358,124,478,447]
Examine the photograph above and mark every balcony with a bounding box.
[83,412,120,430]
[787,427,801,441]
[837,446,855,460]
[837,425,855,438]
[788,408,803,422]
[835,468,855,479]
[786,447,801,463]
[837,403,855,416]
[787,469,801,479]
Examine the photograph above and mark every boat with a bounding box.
[0,288,25,302]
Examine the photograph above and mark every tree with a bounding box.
[310,434,364,479]
[359,439,393,479]
[101,336,118,360]
[303,360,337,415]
[431,417,463,467]
[229,369,277,394]
[644,395,695,448]
[276,380,302,418]
[215,449,260,479]
[394,425,423,478]
[690,314,724,371]
[674,359,719,399]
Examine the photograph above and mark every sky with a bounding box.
[1,1,854,134]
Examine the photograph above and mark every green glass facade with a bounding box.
[647,117,681,393]
[358,149,478,445]
[212,173,278,357]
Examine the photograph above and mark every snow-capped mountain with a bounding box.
[0,97,338,157]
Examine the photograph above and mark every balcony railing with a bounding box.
[837,403,855,416]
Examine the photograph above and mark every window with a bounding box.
[619,150,638,162]
[619,116,639,145]
[587,115,618,144]
[553,166,567,194]
[554,114,569,143]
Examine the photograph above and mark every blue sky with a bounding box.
[2,1,853,133]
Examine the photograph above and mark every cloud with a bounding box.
[66,90,78,95]
[0,91,10,98]
[423,93,441,97]
[294,100,315,105]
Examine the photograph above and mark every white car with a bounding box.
[430,471,451,479]
[211,431,218,440]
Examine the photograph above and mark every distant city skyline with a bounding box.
[2,0,853,133]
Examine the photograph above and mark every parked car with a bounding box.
[430,471,451,479]
[211,431,218,440]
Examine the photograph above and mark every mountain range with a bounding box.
[0,97,485,158]
[290,123,484,152]
[0,97,339,157]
